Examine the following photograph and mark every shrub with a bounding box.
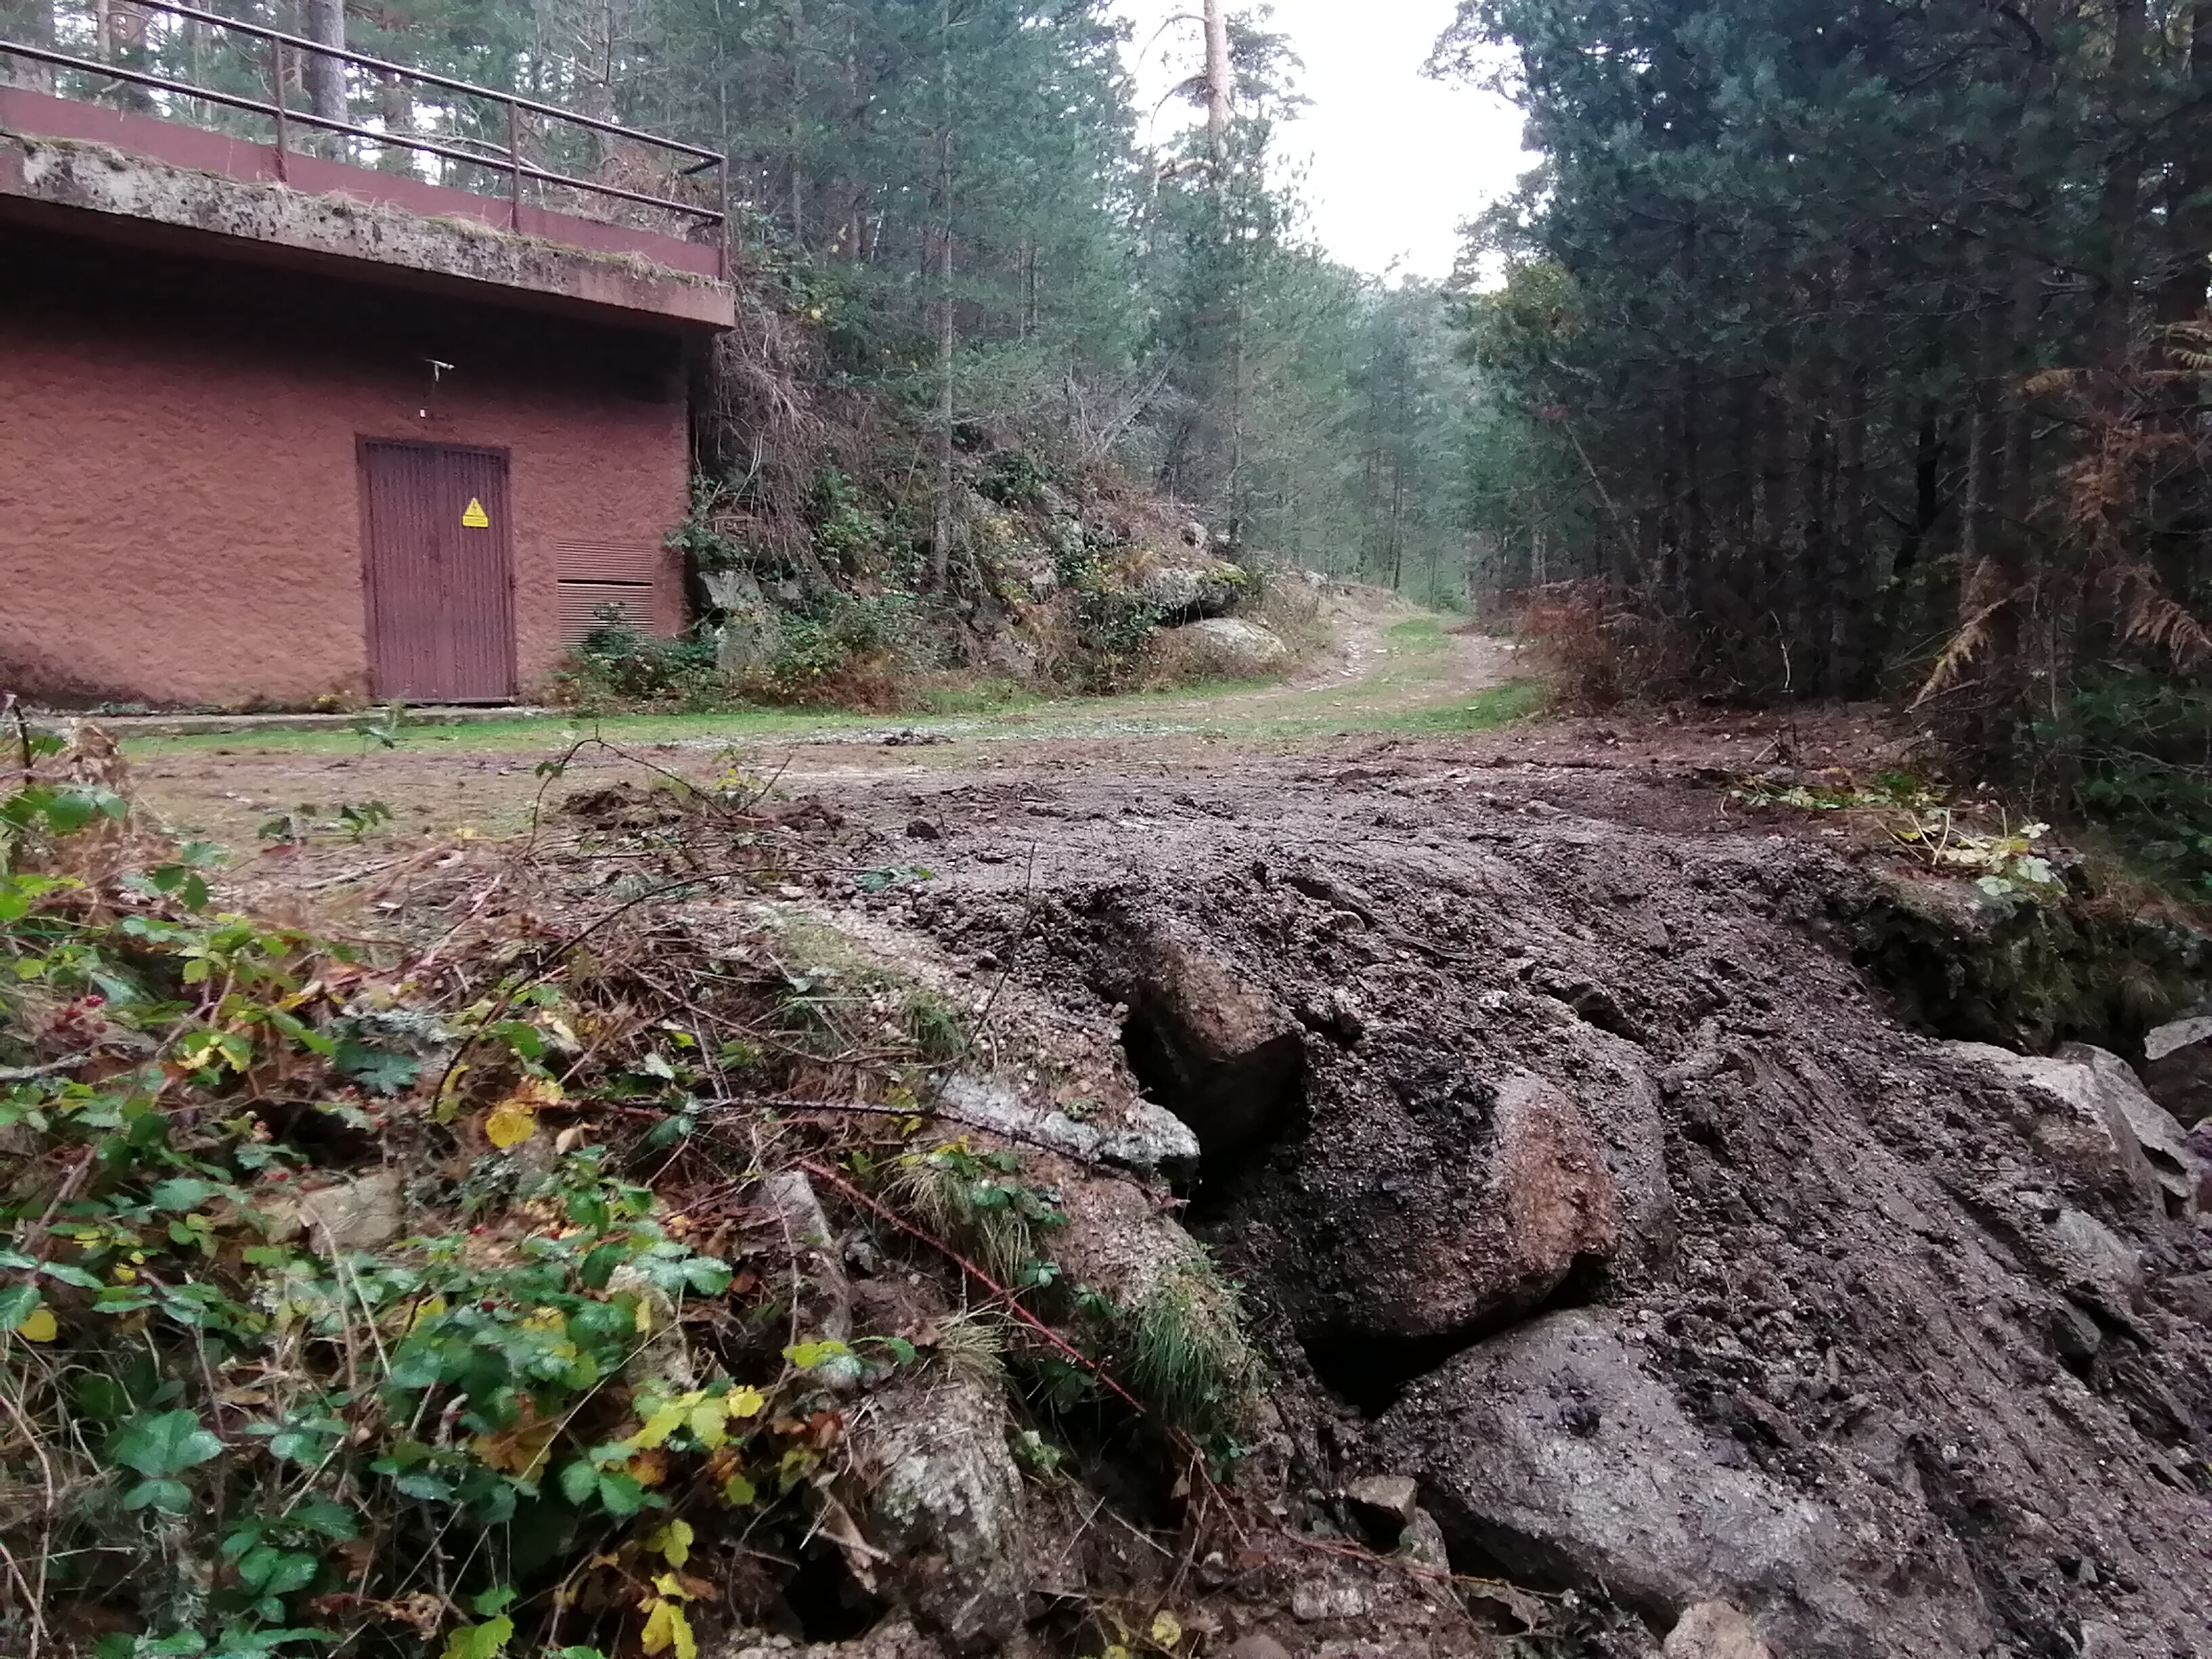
[1513,579,1690,708]
[565,608,720,708]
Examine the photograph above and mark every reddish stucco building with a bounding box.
[0,36,733,709]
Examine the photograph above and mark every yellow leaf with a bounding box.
[1149,1612,1182,1650]
[689,1402,729,1450]
[726,1385,766,1419]
[16,1307,56,1343]
[1104,1647,1131,1659]
[640,1599,678,1657]
[632,1401,689,1450]
[647,1519,694,1570]
[721,1473,758,1506]
[409,1295,449,1330]
[484,1099,537,1149]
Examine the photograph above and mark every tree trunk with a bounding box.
[304,0,346,128]
[930,0,955,592]
[1204,0,1231,161]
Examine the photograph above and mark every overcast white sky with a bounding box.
[1111,0,1533,282]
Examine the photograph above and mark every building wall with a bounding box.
[0,224,691,708]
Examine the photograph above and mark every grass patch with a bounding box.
[1374,679,1547,735]
[1385,616,1450,653]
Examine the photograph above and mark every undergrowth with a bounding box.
[0,729,1262,1659]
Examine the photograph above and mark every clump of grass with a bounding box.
[934,1308,1009,1382]
[884,1141,1063,1281]
[1120,1242,1260,1440]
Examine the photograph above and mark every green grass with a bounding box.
[1385,615,1451,653]
[120,612,1540,760]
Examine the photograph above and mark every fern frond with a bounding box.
[2111,562,2212,668]
[1910,559,2016,710]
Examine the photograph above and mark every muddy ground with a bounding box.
[117,621,2212,1656]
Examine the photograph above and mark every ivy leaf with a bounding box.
[0,1284,40,1329]
[113,1409,224,1477]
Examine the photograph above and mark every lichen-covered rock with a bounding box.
[2057,1042,2208,1216]
[859,1370,1028,1654]
[265,1170,404,1252]
[1179,616,1288,672]
[760,1168,854,1347]
[937,1070,1200,1183]
[1135,558,1242,620]
[1946,1042,2163,1209]
[1663,1602,1773,1659]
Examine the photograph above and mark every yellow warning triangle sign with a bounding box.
[461,498,491,529]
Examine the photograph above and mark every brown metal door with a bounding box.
[360,441,516,702]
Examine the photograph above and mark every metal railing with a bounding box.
[1,0,729,275]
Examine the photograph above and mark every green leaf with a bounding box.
[148,1177,219,1212]
[113,1410,224,1477]
[558,1459,598,1507]
[680,1257,731,1295]
[335,1040,421,1096]
[783,1339,853,1371]
[238,1544,319,1597]
[0,1284,39,1328]
[122,1477,194,1513]
[595,1471,647,1517]
[438,1618,514,1659]
[288,1498,359,1540]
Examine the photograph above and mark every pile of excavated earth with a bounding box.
[703,743,2212,1659]
[87,721,2212,1659]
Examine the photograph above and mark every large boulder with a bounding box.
[2137,1015,2212,1127]
[1176,617,1289,673]
[1950,1040,2206,1218]
[858,1370,1029,1654]
[1135,558,1243,620]
[2055,1042,2206,1217]
[701,568,784,674]
[1115,926,1305,1159]
[1378,1311,1993,1658]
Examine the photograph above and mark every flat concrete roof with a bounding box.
[0,87,735,332]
